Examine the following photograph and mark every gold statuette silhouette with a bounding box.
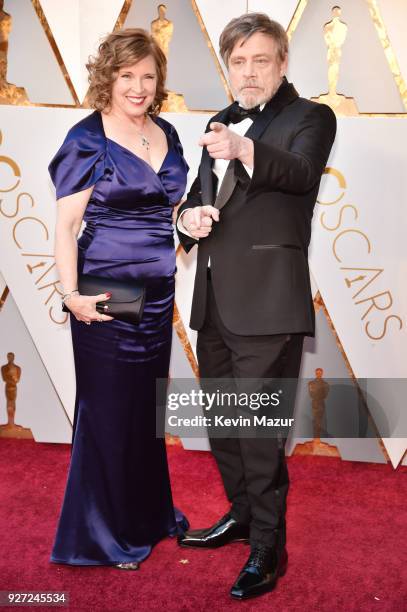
[151,3,174,59]
[151,4,187,112]
[311,6,358,116]
[0,352,32,438]
[0,0,28,105]
[293,368,340,457]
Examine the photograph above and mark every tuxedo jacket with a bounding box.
[177,79,337,336]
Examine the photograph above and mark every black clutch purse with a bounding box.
[62,274,146,324]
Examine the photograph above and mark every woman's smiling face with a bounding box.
[110,55,157,117]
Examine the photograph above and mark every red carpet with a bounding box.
[0,439,406,611]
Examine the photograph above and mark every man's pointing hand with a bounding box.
[199,122,254,167]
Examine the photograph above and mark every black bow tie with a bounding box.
[228,103,261,124]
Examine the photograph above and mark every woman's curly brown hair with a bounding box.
[87,28,168,115]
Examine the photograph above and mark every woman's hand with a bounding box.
[64,293,113,324]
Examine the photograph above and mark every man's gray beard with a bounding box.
[233,78,283,109]
[236,93,267,110]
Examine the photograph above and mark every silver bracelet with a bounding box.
[62,290,79,303]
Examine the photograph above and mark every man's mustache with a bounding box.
[239,82,261,91]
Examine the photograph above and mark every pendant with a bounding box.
[141,135,150,149]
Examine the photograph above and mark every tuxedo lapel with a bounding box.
[244,78,298,141]
[200,106,232,206]
[199,148,214,206]
[214,161,236,211]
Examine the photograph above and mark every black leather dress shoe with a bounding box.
[178,513,249,548]
[230,544,288,600]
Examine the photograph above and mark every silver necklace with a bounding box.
[136,117,150,150]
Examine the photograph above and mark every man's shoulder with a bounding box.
[292,96,336,120]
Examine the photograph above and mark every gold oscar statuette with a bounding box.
[293,368,340,457]
[0,352,33,438]
[0,0,28,105]
[151,3,173,59]
[311,6,358,116]
[151,3,188,112]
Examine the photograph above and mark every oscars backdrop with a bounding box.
[0,0,406,467]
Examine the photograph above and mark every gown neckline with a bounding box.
[96,111,171,177]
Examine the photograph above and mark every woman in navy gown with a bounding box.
[49,29,188,569]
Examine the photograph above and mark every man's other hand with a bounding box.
[181,205,220,239]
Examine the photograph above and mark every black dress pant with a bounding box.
[197,276,304,547]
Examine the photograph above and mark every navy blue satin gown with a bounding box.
[48,111,189,565]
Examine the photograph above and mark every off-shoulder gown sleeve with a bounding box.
[49,116,108,199]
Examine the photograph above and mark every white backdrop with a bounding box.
[0,0,406,467]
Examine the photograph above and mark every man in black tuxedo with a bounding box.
[176,13,336,600]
